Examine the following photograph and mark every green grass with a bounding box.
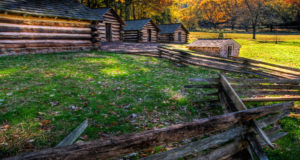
[0,32,299,159]
[188,32,300,69]
[187,32,300,159]
[0,51,222,157]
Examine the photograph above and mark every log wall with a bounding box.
[123,30,139,42]
[140,21,158,43]
[173,26,188,43]
[0,13,99,55]
[158,33,173,43]
[96,10,123,42]
[158,26,188,43]
[188,46,221,56]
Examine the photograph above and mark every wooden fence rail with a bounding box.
[187,77,300,103]
[158,46,300,79]
[6,74,299,160]
[6,102,294,160]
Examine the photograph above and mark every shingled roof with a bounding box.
[0,0,103,21]
[124,19,159,31]
[187,39,241,48]
[158,23,188,34]
[93,8,125,25]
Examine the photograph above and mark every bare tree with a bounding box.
[243,0,266,39]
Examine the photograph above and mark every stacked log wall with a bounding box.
[0,13,99,55]
[140,21,158,43]
[96,10,122,42]
[188,47,221,56]
[158,33,173,43]
[173,26,188,43]
[123,30,139,42]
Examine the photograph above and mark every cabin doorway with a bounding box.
[106,23,112,42]
[227,46,233,57]
[178,32,182,42]
[148,29,152,42]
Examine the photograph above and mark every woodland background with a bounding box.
[78,0,300,38]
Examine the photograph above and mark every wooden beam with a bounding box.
[193,131,286,160]
[56,119,88,147]
[246,132,269,160]
[243,97,300,102]
[220,74,275,149]
[143,110,290,160]
[6,102,293,160]
[232,84,300,90]
[227,78,300,84]
[237,90,300,96]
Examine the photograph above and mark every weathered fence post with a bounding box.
[158,46,162,58]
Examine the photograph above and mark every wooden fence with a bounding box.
[4,45,300,159]
[6,102,295,160]
[157,46,300,79]
[6,75,298,160]
[187,76,300,103]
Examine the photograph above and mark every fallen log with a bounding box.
[6,102,293,160]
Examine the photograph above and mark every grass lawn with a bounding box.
[0,32,299,159]
[189,32,300,68]
[0,51,223,157]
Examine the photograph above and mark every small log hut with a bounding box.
[93,8,125,42]
[187,39,241,57]
[158,23,189,43]
[123,19,160,43]
[0,0,102,55]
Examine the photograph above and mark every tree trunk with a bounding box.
[119,0,123,19]
[125,0,131,20]
[270,24,273,32]
[132,2,136,20]
[252,24,256,39]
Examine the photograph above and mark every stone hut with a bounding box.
[123,19,160,43]
[158,23,189,43]
[0,0,102,55]
[187,39,241,57]
[93,8,125,42]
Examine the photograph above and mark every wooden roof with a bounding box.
[93,8,125,25]
[0,0,102,21]
[158,23,189,34]
[124,19,159,31]
[187,39,241,48]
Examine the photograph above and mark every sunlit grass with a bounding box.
[0,51,219,157]
[188,32,300,68]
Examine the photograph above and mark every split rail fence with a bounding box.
[5,46,300,160]
[157,45,300,79]
[6,74,299,160]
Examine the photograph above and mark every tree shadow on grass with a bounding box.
[0,51,219,157]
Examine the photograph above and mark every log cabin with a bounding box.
[123,19,160,43]
[158,23,189,43]
[0,0,102,55]
[93,8,125,42]
[187,39,241,57]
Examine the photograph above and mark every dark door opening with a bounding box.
[106,23,112,42]
[148,29,152,42]
[227,46,233,57]
[178,32,182,42]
